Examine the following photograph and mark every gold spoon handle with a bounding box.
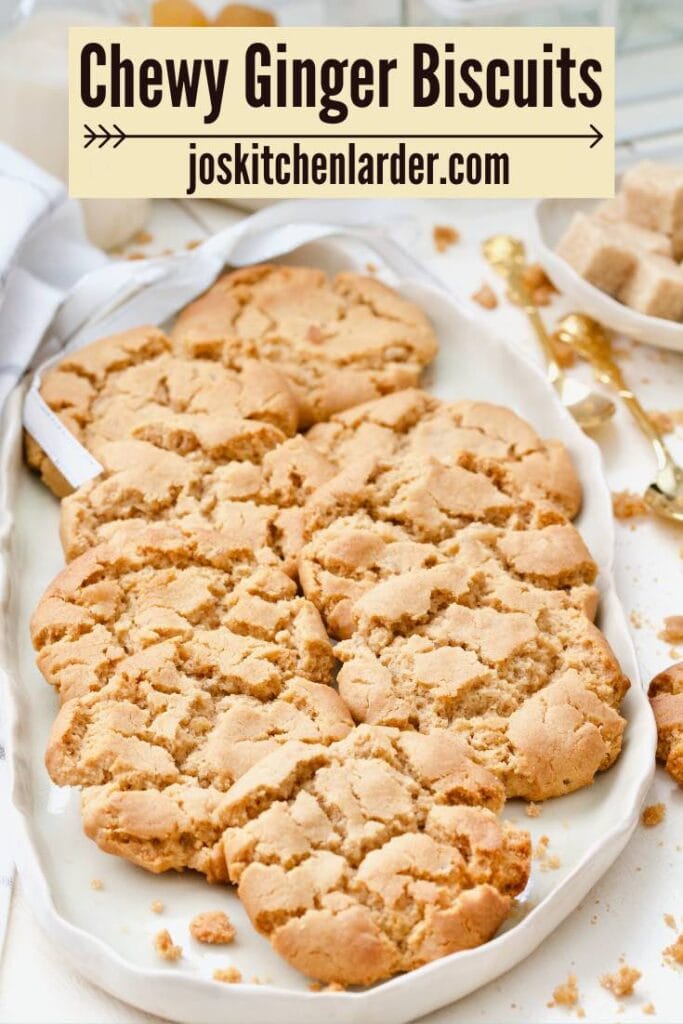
[560,319,676,473]
[483,239,563,383]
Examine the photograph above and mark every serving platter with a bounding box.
[532,194,683,354]
[0,237,656,1024]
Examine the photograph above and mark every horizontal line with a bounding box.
[112,133,597,140]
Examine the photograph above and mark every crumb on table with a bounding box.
[663,933,683,967]
[213,966,242,984]
[642,803,666,827]
[612,491,649,520]
[525,802,541,818]
[642,1003,656,1015]
[150,900,164,914]
[189,910,235,945]
[154,929,182,962]
[548,972,580,1008]
[472,283,498,310]
[186,239,202,250]
[132,229,153,246]
[600,964,642,998]
[432,224,460,253]
[664,913,676,930]
[90,878,103,891]
[660,616,683,644]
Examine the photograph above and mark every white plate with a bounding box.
[532,195,683,353]
[1,242,656,1024]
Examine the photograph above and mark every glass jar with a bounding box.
[0,1,150,249]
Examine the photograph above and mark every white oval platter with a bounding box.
[0,240,656,1024]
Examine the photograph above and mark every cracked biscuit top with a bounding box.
[171,265,438,428]
[335,559,628,801]
[220,726,531,985]
[60,434,336,570]
[306,390,582,519]
[31,525,352,878]
[299,514,599,640]
[26,325,299,496]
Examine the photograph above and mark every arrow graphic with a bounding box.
[83,123,126,149]
[83,124,604,150]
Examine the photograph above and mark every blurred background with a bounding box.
[1,0,681,250]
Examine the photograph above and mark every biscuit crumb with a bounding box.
[309,982,322,992]
[600,964,641,997]
[577,1010,586,1019]
[189,910,235,945]
[642,1003,656,1015]
[642,803,666,827]
[664,913,676,930]
[525,802,541,818]
[365,262,378,274]
[132,229,153,246]
[612,491,648,519]
[548,973,579,1007]
[433,224,460,252]
[543,854,562,871]
[472,283,498,309]
[154,929,182,962]
[663,933,683,966]
[660,616,683,644]
[150,900,164,914]
[90,878,103,890]
[325,982,346,992]
[125,251,146,261]
[534,835,550,858]
[213,966,242,984]
[185,239,202,250]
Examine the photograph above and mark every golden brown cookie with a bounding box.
[306,390,582,519]
[83,726,531,982]
[221,727,530,985]
[26,325,298,496]
[60,434,335,569]
[649,661,683,785]
[335,561,627,800]
[170,266,438,427]
[31,525,353,875]
[299,514,598,640]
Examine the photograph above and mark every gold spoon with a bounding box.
[482,235,616,432]
[556,312,683,524]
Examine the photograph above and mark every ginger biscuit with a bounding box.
[219,726,531,985]
[306,390,582,519]
[335,561,627,800]
[31,525,352,875]
[299,514,598,640]
[26,325,298,496]
[60,434,336,570]
[649,660,683,785]
[171,266,438,428]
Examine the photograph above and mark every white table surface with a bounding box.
[1,195,682,1024]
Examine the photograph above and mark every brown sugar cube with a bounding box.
[622,161,683,259]
[189,911,235,945]
[595,196,672,257]
[594,196,626,223]
[618,253,683,322]
[555,213,636,296]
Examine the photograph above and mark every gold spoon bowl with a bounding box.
[556,312,683,524]
[482,235,615,432]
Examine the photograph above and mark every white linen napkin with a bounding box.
[0,144,107,961]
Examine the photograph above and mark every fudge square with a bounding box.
[619,252,683,321]
[556,212,636,296]
[622,161,683,260]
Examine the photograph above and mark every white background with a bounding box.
[1,194,682,1024]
